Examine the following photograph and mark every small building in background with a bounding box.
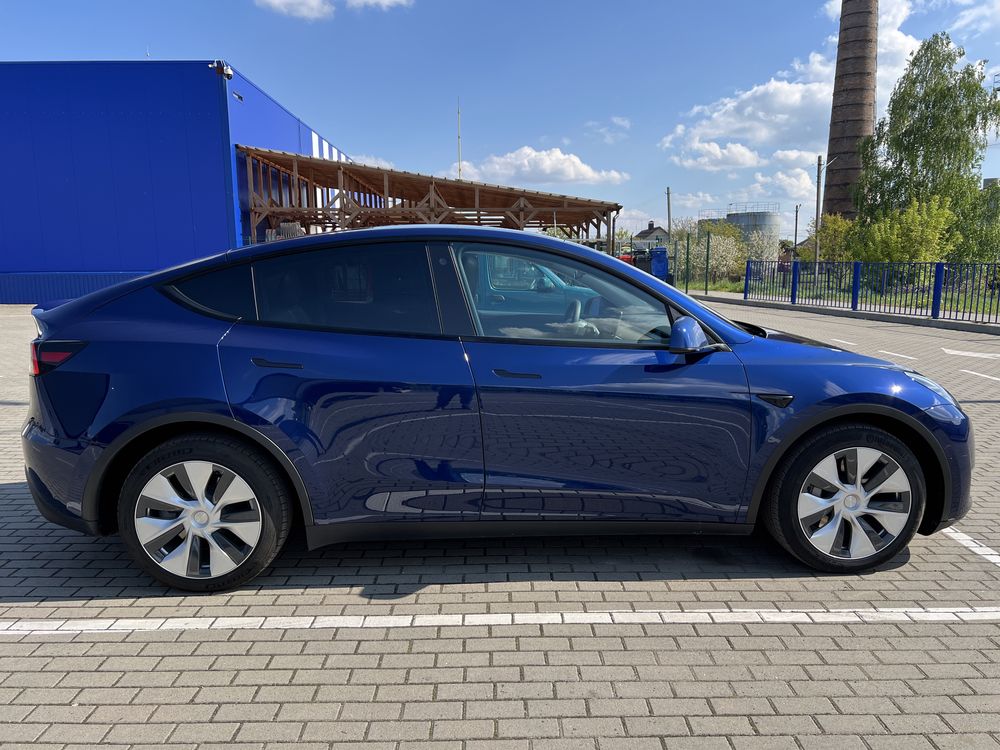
[633,221,670,249]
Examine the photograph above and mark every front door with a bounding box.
[453,242,751,523]
[219,241,484,525]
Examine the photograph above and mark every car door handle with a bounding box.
[493,368,541,380]
[251,357,304,370]
[489,294,506,303]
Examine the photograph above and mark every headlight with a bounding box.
[906,371,956,405]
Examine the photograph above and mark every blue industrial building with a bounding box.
[0,60,346,302]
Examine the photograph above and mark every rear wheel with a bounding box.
[763,423,925,573]
[118,434,293,591]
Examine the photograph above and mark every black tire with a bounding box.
[762,423,926,573]
[118,433,293,592]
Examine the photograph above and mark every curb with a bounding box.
[691,294,1000,336]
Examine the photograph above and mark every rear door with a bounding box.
[215,241,485,525]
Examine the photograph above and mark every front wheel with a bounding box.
[763,423,926,573]
[118,434,293,592]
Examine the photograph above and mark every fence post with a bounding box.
[851,261,861,310]
[790,261,800,305]
[743,260,752,299]
[704,232,711,295]
[685,234,690,294]
[931,262,945,319]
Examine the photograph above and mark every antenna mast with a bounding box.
[457,98,462,180]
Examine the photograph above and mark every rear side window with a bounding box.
[252,243,441,335]
[169,264,256,320]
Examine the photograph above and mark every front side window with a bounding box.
[253,243,440,335]
[454,243,674,345]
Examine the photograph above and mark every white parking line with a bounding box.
[943,528,1000,567]
[943,348,1000,360]
[831,338,858,346]
[3,607,1000,635]
[960,369,1000,383]
[877,350,917,360]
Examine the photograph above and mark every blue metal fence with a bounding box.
[744,260,1000,325]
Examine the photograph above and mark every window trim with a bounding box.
[160,263,256,323]
[448,240,721,351]
[160,234,727,347]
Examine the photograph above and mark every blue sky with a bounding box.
[2,0,998,238]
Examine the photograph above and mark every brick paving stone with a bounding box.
[0,301,999,746]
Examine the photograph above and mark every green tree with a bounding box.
[854,196,961,262]
[813,214,855,261]
[855,33,1000,259]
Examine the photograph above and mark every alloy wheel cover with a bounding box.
[797,446,913,561]
[134,461,263,579]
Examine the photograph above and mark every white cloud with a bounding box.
[669,138,767,171]
[587,117,632,145]
[346,0,412,7]
[773,149,819,165]
[658,124,685,149]
[788,51,835,83]
[255,0,333,19]
[950,0,1000,38]
[351,154,395,169]
[255,0,411,19]
[673,191,720,209]
[449,146,629,185]
[770,168,817,202]
[672,78,834,154]
[876,0,923,112]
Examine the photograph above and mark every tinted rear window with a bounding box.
[170,264,256,320]
[252,243,441,335]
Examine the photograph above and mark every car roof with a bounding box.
[224,224,593,263]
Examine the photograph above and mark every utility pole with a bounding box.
[457,97,462,180]
[665,188,672,244]
[793,204,801,250]
[815,155,823,271]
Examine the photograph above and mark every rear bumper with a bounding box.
[22,419,102,536]
[25,466,100,536]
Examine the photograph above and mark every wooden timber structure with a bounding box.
[237,145,622,247]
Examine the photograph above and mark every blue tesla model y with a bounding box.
[23,226,972,590]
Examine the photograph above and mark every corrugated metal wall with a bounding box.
[0,272,148,304]
[0,60,344,303]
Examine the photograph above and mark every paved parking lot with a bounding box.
[1,301,999,749]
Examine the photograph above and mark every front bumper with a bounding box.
[918,403,974,534]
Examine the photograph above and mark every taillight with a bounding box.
[30,341,86,376]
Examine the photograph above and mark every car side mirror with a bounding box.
[668,316,714,354]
